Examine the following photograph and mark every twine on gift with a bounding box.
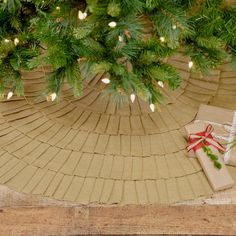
[187,124,225,169]
[195,110,236,164]
[187,124,225,153]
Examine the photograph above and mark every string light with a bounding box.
[7,91,13,100]
[56,6,60,10]
[188,61,193,69]
[118,35,123,42]
[158,81,164,88]
[14,38,19,46]
[130,93,136,103]
[78,10,87,20]
[47,92,57,102]
[149,103,155,112]
[160,37,165,42]
[108,21,117,28]
[4,39,10,43]
[101,78,110,84]
[51,93,57,101]
[172,25,177,30]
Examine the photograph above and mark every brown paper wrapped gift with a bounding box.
[185,121,234,192]
[196,104,236,166]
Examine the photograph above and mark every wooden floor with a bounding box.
[1,204,236,235]
[0,184,236,235]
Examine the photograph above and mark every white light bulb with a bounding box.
[118,35,123,42]
[158,81,164,88]
[149,103,155,112]
[108,21,117,28]
[83,12,87,19]
[101,78,110,84]
[56,6,60,10]
[130,93,136,103]
[172,25,177,30]
[47,92,57,102]
[188,61,193,69]
[4,39,10,43]
[160,37,165,42]
[14,38,19,46]
[51,92,57,101]
[78,10,87,20]
[7,91,13,100]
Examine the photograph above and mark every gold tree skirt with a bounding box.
[0,54,236,205]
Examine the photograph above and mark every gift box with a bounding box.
[185,121,234,191]
[196,104,236,166]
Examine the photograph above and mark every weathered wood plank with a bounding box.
[0,205,236,235]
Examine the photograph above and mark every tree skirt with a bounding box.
[0,54,235,205]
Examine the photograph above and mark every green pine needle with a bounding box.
[0,0,235,102]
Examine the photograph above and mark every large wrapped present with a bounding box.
[196,104,236,166]
[185,121,234,192]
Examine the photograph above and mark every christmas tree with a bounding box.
[0,0,235,110]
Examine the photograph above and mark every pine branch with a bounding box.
[0,0,235,105]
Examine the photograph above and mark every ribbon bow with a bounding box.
[187,124,225,153]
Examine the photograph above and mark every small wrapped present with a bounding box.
[185,121,234,191]
[196,104,236,166]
